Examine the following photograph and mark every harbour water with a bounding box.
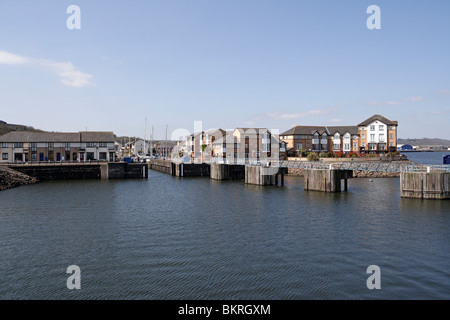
[402,151,450,165]
[0,169,449,300]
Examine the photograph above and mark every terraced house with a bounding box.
[280,114,398,156]
[0,131,116,163]
[179,128,281,164]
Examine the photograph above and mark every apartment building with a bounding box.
[179,128,281,163]
[0,131,116,163]
[280,114,398,155]
[358,114,398,154]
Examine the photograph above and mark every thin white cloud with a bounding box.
[386,101,402,105]
[38,60,93,87]
[366,96,423,106]
[0,50,30,64]
[405,96,423,102]
[329,118,342,123]
[429,110,449,115]
[365,100,384,106]
[409,109,449,117]
[267,108,338,120]
[0,50,93,87]
[98,54,122,64]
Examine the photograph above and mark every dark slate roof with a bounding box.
[79,131,115,142]
[235,128,271,135]
[0,131,114,142]
[358,114,397,126]
[281,126,358,136]
[327,126,359,135]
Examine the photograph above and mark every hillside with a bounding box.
[398,138,450,147]
[0,120,43,136]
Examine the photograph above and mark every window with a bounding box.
[390,134,393,139]
[99,142,107,148]
[390,142,393,147]
[31,153,37,161]
[234,143,237,149]
[245,153,249,158]
[361,127,365,131]
[379,125,384,131]
[48,143,54,151]
[99,152,107,160]
[390,126,395,130]
[31,143,37,151]
[344,143,350,151]
[245,143,248,149]
[2,153,8,160]
[306,143,310,149]
[87,152,95,160]
[353,143,357,149]
[334,144,340,150]
[87,142,96,148]
[370,125,375,131]
[370,134,375,141]
[14,142,23,148]
[379,134,385,142]
[362,142,366,147]
[369,143,376,150]
[222,143,226,149]
[65,143,70,151]
[2,143,7,148]
[297,143,303,150]
[362,134,365,140]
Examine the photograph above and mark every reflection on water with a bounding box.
[0,171,449,299]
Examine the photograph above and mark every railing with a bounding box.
[161,158,450,173]
[4,160,117,166]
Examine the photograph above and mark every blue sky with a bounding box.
[0,0,449,139]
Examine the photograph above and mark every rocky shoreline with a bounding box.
[0,166,38,192]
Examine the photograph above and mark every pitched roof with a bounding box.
[0,131,114,143]
[80,131,115,142]
[326,126,359,135]
[281,126,328,136]
[234,128,271,135]
[358,114,397,126]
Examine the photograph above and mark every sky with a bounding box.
[0,0,449,140]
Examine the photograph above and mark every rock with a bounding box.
[0,166,38,191]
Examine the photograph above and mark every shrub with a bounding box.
[326,152,335,158]
[319,152,328,158]
[334,152,344,158]
[307,152,320,161]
